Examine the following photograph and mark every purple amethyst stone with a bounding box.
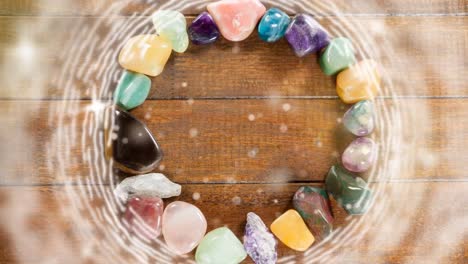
[188,12,220,45]
[243,212,277,264]
[342,137,377,173]
[285,14,330,57]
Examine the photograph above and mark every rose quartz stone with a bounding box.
[124,196,164,240]
[207,0,266,42]
[162,201,207,255]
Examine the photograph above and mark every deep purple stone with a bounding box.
[188,12,220,45]
[285,14,330,57]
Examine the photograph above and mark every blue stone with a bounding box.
[188,12,220,45]
[258,8,290,43]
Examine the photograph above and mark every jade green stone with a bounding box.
[195,227,247,264]
[113,71,151,110]
[325,165,373,215]
[152,10,189,53]
[319,37,356,76]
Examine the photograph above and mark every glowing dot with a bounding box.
[122,138,128,144]
[189,128,198,138]
[158,164,165,171]
[187,98,194,105]
[316,140,323,147]
[138,132,142,137]
[232,196,242,205]
[232,45,240,53]
[111,133,118,140]
[202,177,209,183]
[273,199,279,204]
[282,103,291,112]
[248,148,259,158]
[337,118,342,123]
[192,192,201,201]
[248,114,256,121]
[181,82,188,87]
[280,124,288,133]
[144,113,151,120]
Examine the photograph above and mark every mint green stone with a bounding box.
[325,165,372,215]
[152,10,189,53]
[113,70,151,110]
[195,227,247,264]
[319,37,356,76]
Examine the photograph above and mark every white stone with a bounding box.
[115,173,181,201]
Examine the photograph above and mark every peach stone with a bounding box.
[162,201,207,255]
[118,34,172,77]
[270,209,315,251]
[207,0,266,42]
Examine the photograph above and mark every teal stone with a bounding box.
[319,37,356,76]
[343,100,375,136]
[195,227,247,264]
[113,70,151,110]
[258,8,291,43]
[325,165,373,215]
[152,10,189,53]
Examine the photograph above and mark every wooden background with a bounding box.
[0,0,467,263]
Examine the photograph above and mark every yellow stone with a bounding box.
[336,59,381,104]
[118,34,172,77]
[270,209,315,251]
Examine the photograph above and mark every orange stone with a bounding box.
[270,209,315,251]
[118,34,172,77]
[336,59,381,104]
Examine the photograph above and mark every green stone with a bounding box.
[152,10,189,53]
[113,70,151,110]
[195,227,247,264]
[325,165,372,215]
[319,37,356,76]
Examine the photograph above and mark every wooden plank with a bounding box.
[0,182,467,263]
[0,16,467,99]
[0,0,466,16]
[1,99,466,185]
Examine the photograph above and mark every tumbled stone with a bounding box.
[124,196,164,239]
[325,165,373,215]
[342,137,377,173]
[196,227,247,264]
[162,201,207,255]
[258,8,290,43]
[113,70,151,110]
[285,14,329,57]
[343,100,375,136]
[319,37,356,76]
[118,34,172,77]
[270,209,315,251]
[188,12,220,45]
[243,212,277,264]
[105,108,163,174]
[293,186,333,240]
[114,173,181,201]
[207,0,266,42]
[152,10,189,53]
[336,59,381,104]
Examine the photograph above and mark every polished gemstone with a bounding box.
[343,100,375,136]
[342,137,377,173]
[293,186,334,240]
[162,201,207,255]
[124,196,163,239]
[258,8,290,43]
[319,37,356,76]
[188,12,220,45]
[195,227,247,264]
[118,34,172,77]
[325,165,373,215]
[337,59,381,104]
[113,70,151,110]
[105,108,163,174]
[270,209,315,251]
[152,10,189,53]
[243,212,277,264]
[114,173,181,201]
[207,0,266,42]
[285,14,330,57]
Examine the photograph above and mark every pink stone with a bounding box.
[124,196,164,240]
[162,201,207,255]
[207,0,266,42]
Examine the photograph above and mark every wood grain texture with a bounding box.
[1,99,466,185]
[1,182,467,263]
[0,16,467,99]
[0,0,466,16]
